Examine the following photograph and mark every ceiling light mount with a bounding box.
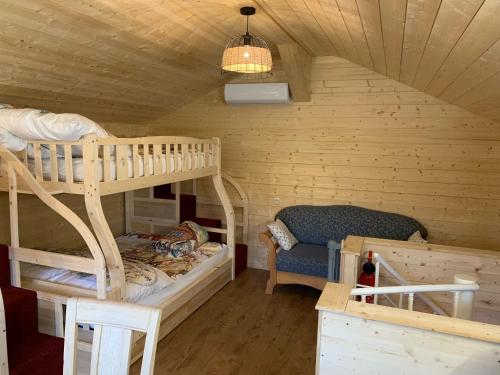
[240,6,256,16]
[221,6,273,79]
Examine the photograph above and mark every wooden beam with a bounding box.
[277,43,312,102]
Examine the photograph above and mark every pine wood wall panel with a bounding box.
[150,56,500,270]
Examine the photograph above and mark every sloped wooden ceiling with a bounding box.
[0,1,291,123]
[1,0,499,123]
[257,0,500,122]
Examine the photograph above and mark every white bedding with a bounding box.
[28,152,211,182]
[0,108,110,155]
[138,247,228,306]
[20,235,227,303]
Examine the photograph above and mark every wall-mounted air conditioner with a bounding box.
[224,83,291,104]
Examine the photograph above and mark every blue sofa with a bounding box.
[260,205,427,294]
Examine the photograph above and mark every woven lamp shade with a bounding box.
[221,35,272,75]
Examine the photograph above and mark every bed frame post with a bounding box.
[0,291,8,375]
[82,135,126,300]
[211,138,235,279]
[7,163,21,287]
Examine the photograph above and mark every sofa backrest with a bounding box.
[275,205,427,246]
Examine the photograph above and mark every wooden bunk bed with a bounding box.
[0,134,235,360]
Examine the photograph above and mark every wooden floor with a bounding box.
[131,269,321,375]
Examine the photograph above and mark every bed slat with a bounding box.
[49,144,59,182]
[153,144,162,175]
[116,144,129,180]
[132,144,139,178]
[33,144,43,181]
[181,143,188,171]
[103,145,111,182]
[143,144,150,177]
[64,144,73,183]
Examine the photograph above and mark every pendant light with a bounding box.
[221,6,272,78]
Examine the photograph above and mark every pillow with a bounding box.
[267,219,298,251]
[151,223,196,257]
[408,230,428,243]
[182,221,209,246]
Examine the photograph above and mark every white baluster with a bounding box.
[374,261,380,305]
[452,274,476,320]
[408,293,414,311]
[452,291,460,318]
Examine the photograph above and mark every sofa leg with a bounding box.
[265,278,275,294]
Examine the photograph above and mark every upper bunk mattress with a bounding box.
[20,233,227,303]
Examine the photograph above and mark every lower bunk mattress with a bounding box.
[20,233,228,304]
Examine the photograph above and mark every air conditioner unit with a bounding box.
[224,83,291,104]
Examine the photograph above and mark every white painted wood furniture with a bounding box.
[340,236,500,324]
[0,292,8,375]
[315,283,500,375]
[0,135,236,363]
[64,297,161,375]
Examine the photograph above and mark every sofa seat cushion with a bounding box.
[276,243,328,278]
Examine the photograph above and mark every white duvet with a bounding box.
[0,107,110,154]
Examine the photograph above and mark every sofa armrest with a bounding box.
[259,230,279,264]
[259,230,279,294]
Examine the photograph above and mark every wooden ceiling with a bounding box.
[1,0,499,123]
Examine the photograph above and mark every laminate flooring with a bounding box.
[131,269,321,375]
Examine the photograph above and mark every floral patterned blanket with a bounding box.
[119,233,222,280]
[22,233,225,290]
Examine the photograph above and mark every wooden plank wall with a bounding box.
[149,56,500,270]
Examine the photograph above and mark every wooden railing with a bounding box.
[2,135,220,195]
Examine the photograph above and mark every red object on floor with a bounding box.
[0,245,64,375]
[235,244,248,278]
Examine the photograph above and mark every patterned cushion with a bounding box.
[183,220,209,246]
[276,243,328,277]
[267,219,298,251]
[151,222,197,257]
[408,230,428,243]
[276,205,427,246]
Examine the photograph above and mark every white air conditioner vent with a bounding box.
[224,83,291,104]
